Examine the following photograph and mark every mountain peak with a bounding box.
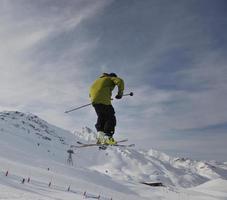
[0,110,71,146]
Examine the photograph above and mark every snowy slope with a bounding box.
[75,127,226,188]
[0,111,227,200]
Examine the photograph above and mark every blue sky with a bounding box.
[0,0,227,161]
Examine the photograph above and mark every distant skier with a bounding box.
[89,73,124,145]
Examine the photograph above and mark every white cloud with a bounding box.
[0,0,112,131]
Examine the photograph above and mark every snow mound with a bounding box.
[191,178,227,198]
[196,178,227,192]
[74,126,97,142]
[89,147,225,188]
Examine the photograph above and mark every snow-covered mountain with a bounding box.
[0,111,227,200]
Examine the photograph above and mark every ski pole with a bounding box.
[65,92,134,113]
[65,103,92,113]
[123,92,134,97]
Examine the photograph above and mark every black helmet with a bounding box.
[102,73,109,76]
[109,73,117,77]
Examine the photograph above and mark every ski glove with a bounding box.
[115,94,122,99]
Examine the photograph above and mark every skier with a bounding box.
[89,73,124,145]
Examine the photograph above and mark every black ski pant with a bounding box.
[92,104,116,137]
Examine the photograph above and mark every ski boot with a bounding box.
[104,136,117,145]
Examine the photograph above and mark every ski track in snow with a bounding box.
[0,111,227,200]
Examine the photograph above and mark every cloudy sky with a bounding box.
[0,0,227,161]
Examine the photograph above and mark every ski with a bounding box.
[71,140,134,149]
[76,139,128,145]
[72,143,135,149]
[97,143,135,150]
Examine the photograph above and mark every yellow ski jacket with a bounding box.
[89,74,124,105]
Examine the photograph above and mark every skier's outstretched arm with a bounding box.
[111,77,124,99]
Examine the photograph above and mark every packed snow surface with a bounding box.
[0,111,227,200]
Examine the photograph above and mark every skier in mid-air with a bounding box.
[89,73,124,145]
